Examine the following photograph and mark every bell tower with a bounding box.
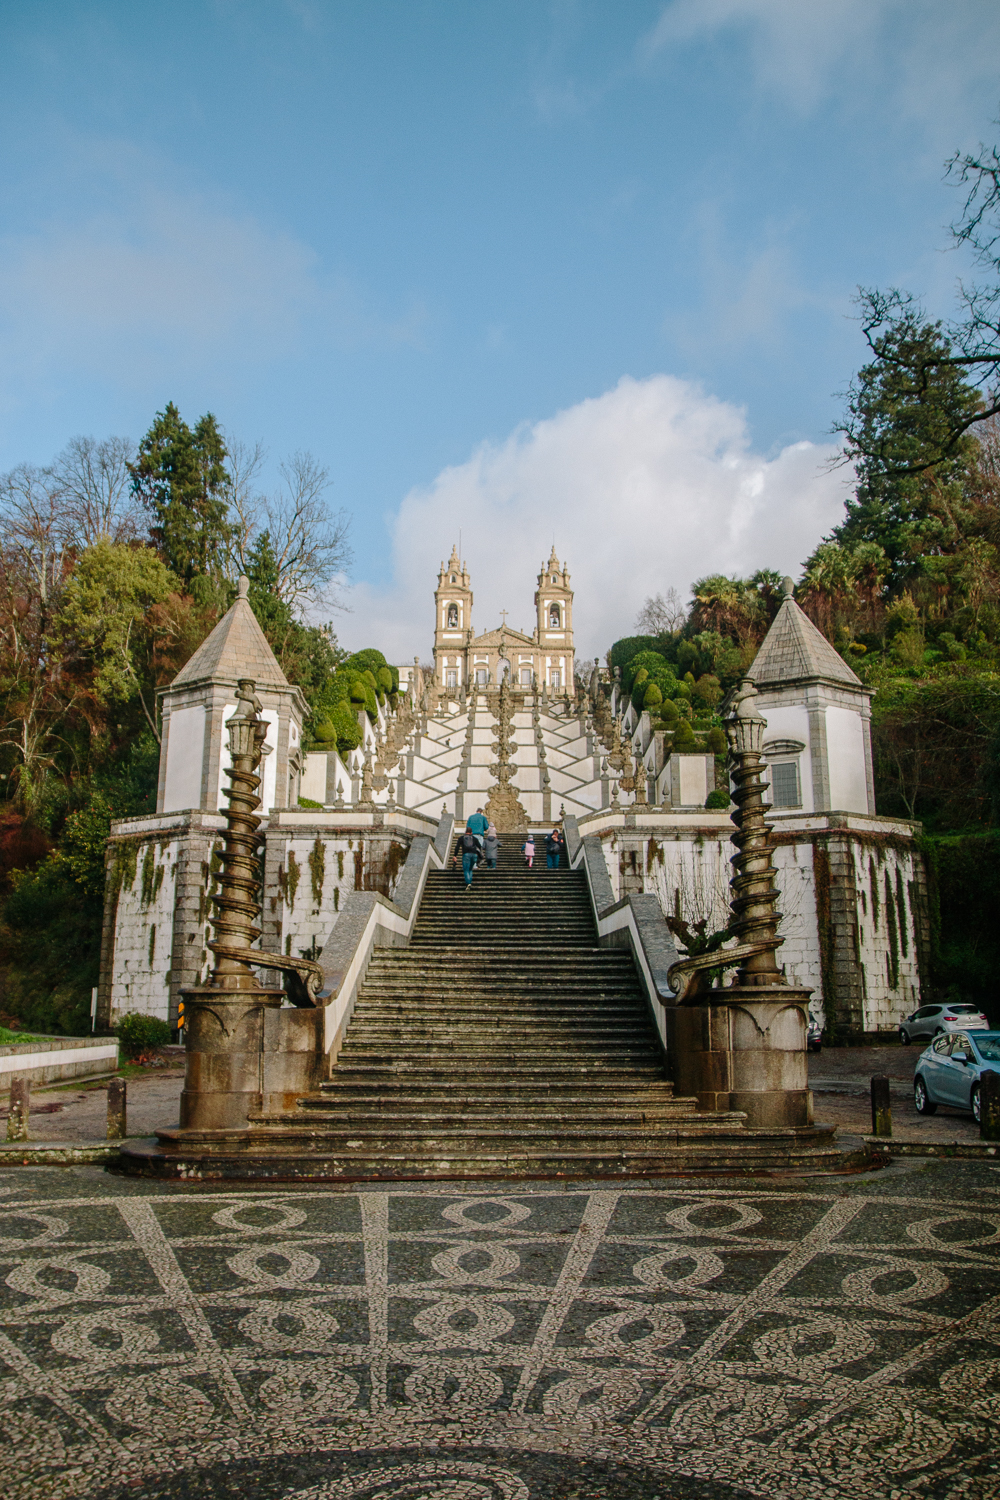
[433,545,473,690]
[534,546,575,691]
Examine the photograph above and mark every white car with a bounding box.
[900,1003,989,1045]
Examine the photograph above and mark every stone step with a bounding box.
[346,1024,654,1042]
[316,1081,681,1102]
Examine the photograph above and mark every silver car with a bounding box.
[914,1030,1000,1123]
[899,1003,989,1045]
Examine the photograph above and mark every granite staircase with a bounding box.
[141,855,848,1179]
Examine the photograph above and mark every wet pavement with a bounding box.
[1,1159,999,1499]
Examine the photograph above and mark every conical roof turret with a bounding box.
[171,576,289,689]
[749,578,861,689]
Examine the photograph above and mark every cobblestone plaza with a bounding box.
[2,1160,999,1499]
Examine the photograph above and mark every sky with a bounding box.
[1,0,998,660]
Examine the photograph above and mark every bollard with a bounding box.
[981,1069,1000,1143]
[6,1077,30,1143]
[107,1078,127,1141]
[870,1074,892,1138]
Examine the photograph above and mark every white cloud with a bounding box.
[643,0,1000,127]
[0,138,426,421]
[346,374,852,663]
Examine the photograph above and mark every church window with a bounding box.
[770,760,800,809]
[446,604,459,627]
[476,668,488,686]
[446,669,457,689]
[551,669,561,689]
[451,574,456,582]
[549,604,560,627]
[519,667,532,685]
[551,575,557,583]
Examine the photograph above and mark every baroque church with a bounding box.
[432,544,575,694]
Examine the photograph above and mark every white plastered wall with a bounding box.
[162,707,206,813]
[109,839,180,1022]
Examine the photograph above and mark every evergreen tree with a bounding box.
[129,403,232,585]
[834,311,983,584]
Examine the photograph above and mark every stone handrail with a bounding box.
[564,813,679,1054]
[315,811,454,1063]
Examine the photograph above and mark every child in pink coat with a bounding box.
[522,835,535,868]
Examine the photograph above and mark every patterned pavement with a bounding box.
[1,1161,999,1499]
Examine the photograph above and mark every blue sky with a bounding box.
[1,1,998,657]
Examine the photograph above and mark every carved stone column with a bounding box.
[179,681,284,1131]
[669,679,812,1128]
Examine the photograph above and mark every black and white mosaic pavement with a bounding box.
[1,1163,999,1499]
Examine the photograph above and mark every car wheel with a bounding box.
[914,1076,937,1115]
[900,1029,910,1046]
[972,1084,981,1124]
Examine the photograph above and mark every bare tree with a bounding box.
[52,435,141,548]
[0,464,79,803]
[226,444,352,612]
[635,588,687,635]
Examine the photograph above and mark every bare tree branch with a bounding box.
[52,435,141,547]
[635,588,687,635]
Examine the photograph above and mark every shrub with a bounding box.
[349,677,367,704]
[673,720,697,750]
[705,788,730,810]
[658,698,679,723]
[331,704,363,754]
[643,683,663,709]
[115,1011,172,1058]
[706,726,727,755]
[313,719,337,743]
[376,666,394,693]
[693,673,722,708]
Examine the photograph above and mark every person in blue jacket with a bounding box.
[545,826,564,869]
[465,807,489,863]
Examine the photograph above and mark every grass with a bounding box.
[0,1026,56,1047]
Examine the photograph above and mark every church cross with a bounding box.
[499,609,509,625]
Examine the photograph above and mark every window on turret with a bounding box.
[770,760,801,809]
[520,668,532,685]
[551,670,561,689]
[447,604,459,627]
[446,669,457,688]
[549,604,560,627]
[476,668,488,686]
[451,574,456,582]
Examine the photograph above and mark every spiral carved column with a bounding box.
[179,680,285,1131]
[671,678,813,1129]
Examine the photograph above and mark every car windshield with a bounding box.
[947,1005,980,1014]
[974,1038,1000,1062]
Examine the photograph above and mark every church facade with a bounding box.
[432,545,576,694]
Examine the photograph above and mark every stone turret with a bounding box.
[156,577,308,816]
[748,578,874,815]
[534,547,574,691]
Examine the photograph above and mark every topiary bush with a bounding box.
[706,726,727,755]
[693,673,722,708]
[115,1011,172,1059]
[705,788,730,810]
[642,683,663,709]
[673,720,697,750]
[376,666,394,693]
[331,704,363,754]
[313,719,337,743]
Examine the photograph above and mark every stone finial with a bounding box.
[238,575,250,598]
[781,576,794,597]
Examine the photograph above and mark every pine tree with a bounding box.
[129,403,232,585]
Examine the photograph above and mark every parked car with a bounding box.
[807,1016,824,1053]
[899,1003,989,1045]
[913,1030,1000,1122]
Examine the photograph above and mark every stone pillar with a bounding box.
[669,679,812,1128]
[180,681,283,1132]
[6,1078,29,1142]
[107,1078,127,1140]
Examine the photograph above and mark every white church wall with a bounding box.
[854,844,922,1030]
[215,706,280,814]
[825,705,870,813]
[109,839,181,1023]
[757,702,814,811]
[162,706,205,812]
[300,753,329,804]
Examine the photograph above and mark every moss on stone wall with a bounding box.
[308,838,325,910]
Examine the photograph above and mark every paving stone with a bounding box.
[0,1161,998,1498]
